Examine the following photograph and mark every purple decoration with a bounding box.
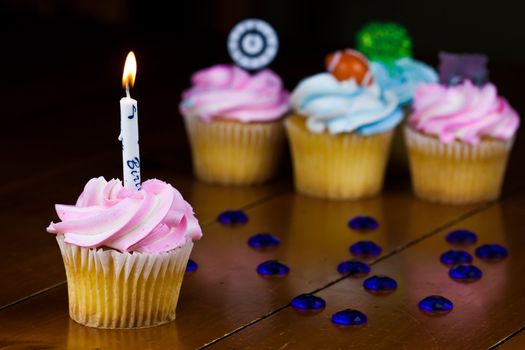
[348,216,379,231]
[349,241,382,258]
[217,210,248,225]
[331,309,368,326]
[291,294,326,310]
[475,244,508,261]
[337,260,371,277]
[257,260,290,276]
[440,250,473,266]
[186,259,198,272]
[248,233,280,248]
[419,296,454,315]
[439,52,488,86]
[449,264,482,283]
[446,229,478,246]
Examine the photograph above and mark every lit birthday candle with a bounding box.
[119,51,141,190]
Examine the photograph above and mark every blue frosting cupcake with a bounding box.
[371,58,438,106]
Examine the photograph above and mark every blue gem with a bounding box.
[218,210,248,225]
[446,229,478,245]
[337,260,371,276]
[349,241,382,258]
[363,275,397,293]
[186,259,198,272]
[440,250,473,266]
[348,216,379,231]
[449,264,482,282]
[475,244,508,261]
[331,309,367,326]
[418,296,454,314]
[290,294,326,310]
[257,260,290,276]
[248,233,280,248]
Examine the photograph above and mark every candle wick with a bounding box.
[126,83,130,98]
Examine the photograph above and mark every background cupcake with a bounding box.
[357,22,438,163]
[405,54,520,204]
[180,64,289,186]
[47,177,202,328]
[286,50,403,200]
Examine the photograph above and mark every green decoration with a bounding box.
[356,22,412,64]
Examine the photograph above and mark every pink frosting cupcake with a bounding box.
[180,64,290,186]
[48,177,202,328]
[405,80,520,204]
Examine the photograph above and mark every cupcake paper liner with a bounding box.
[285,115,394,200]
[184,115,285,186]
[404,126,514,204]
[57,235,193,329]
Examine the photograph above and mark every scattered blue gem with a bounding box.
[446,229,478,245]
[248,233,280,248]
[257,260,290,276]
[331,309,367,326]
[337,260,371,277]
[363,275,397,293]
[449,264,482,282]
[290,294,326,310]
[440,250,473,266]
[418,296,454,314]
[348,216,379,231]
[350,241,382,258]
[217,210,248,225]
[186,259,198,272]
[475,244,508,261]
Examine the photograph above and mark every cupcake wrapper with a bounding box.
[285,115,394,200]
[184,115,285,185]
[404,126,514,204]
[57,235,193,329]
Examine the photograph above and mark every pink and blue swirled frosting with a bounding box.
[47,177,202,253]
[409,80,520,145]
[180,64,290,122]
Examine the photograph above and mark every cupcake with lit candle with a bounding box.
[405,53,520,204]
[286,49,403,200]
[180,64,290,186]
[46,52,203,329]
[48,177,202,328]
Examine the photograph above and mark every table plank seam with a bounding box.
[0,187,291,312]
[196,199,498,349]
[488,325,525,349]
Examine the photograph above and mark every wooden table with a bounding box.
[1,36,525,350]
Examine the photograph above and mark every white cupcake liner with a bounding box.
[183,115,285,185]
[57,235,193,329]
[404,126,514,204]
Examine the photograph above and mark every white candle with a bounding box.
[119,51,141,190]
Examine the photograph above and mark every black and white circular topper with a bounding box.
[228,19,279,70]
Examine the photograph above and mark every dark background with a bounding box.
[1,0,524,189]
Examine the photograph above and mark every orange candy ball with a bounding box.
[325,49,370,84]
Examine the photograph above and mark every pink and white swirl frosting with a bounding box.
[180,64,290,122]
[47,177,202,253]
[409,80,520,145]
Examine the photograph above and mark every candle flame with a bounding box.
[122,51,137,91]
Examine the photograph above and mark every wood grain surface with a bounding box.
[2,35,525,350]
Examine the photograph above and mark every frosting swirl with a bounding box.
[47,177,202,253]
[290,73,403,135]
[371,58,438,106]
[180,64,290,123]
[409,80,520,145]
